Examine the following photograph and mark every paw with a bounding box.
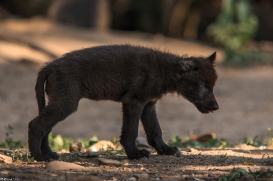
[43,151,60,160]
[127,149,151,160]
[31,153,51,162]
[157,146,181,157]
[31,151,59,162]
[41,143,60,160]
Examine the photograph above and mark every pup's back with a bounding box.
[43,44,180,102]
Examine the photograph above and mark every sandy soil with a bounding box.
[1,146,273,180]
[0,17,273,180]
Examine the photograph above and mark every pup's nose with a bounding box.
[212,103,219,111]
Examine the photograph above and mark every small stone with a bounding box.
[128,177,137,181]
[136,137,150,147]
[239,173,255,181]
[69,142,83,152]
[59,149,69,153]
[196,132,216,144]
[133,173,149,179]
[88,140,115,152]
[234,144,256,150]
[78,152,88,157]
[175,149,182,157]
[267,158,273,165]
[121,159,130,166]
[97,158,121,167]
[0,154,12,164]
[46,161,85,171]
[1,171,9,175]
[187,148,197,152]
[70,175,102,181]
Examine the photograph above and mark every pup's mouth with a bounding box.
[198,108,215,114]
[208,110,214,113]
[201,110,214,114]
[194,102,219,114]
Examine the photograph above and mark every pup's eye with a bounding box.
[199,84,207,91]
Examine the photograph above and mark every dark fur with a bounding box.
[28,44,219,161]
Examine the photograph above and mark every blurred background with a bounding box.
[0,0,273,146]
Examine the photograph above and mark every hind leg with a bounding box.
[28,115,48,161]
[28,96,80,161]
[41,129,59,159]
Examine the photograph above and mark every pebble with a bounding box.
[187,148,198,152]
[239,173,255,181]
[69,142,83,152]
[70,175,102,181]
[98,158,121,167]
[88,140,116,152]
[0,154,12,164]
[1,171,9,175]
[136,137,150,147]
[86,152,100,158]
[196,132,216,144]
[234,144,256,150]
[267,158,273,165]
[128,177,137,181]
[133,173,149,179]
[46,161,86,171]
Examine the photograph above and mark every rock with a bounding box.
[59,149,70,153]
[239,173,255,181]
[46,161,85,171]
[136,137,150,147]
[88,140,115,152]
[196,132,216,144]
[97,158,121,167]
[234,144,256,150]
[0,154,12,164]
[0,149,14,155]
[267,158,273,165]
[128,177,137,181]
[1,171,9,175]
[136,137,154,152]
[87,152,99,158]
[187,148,198,152]
[69,142,83,152]
[133,173,149,179]
[70,175,102,181]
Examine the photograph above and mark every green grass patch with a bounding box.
[168,135,233,149]
[0,125,23,150]
[219,168,273,181]
[208,0,271,66]
[48,133,100,151]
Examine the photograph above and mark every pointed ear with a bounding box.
[178,59,199,73]
[207,52,216,64]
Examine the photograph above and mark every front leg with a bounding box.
[120,101,151,159]
[141,101,181,156]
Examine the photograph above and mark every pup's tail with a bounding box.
[35,66,51,114]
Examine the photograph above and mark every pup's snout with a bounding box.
[212,103,219,111]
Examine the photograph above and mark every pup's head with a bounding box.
[176,52,219,114]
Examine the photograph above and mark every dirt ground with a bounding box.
[1,147,273,181]
[0,17,273,180]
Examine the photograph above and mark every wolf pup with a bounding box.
[28,44,219,161]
